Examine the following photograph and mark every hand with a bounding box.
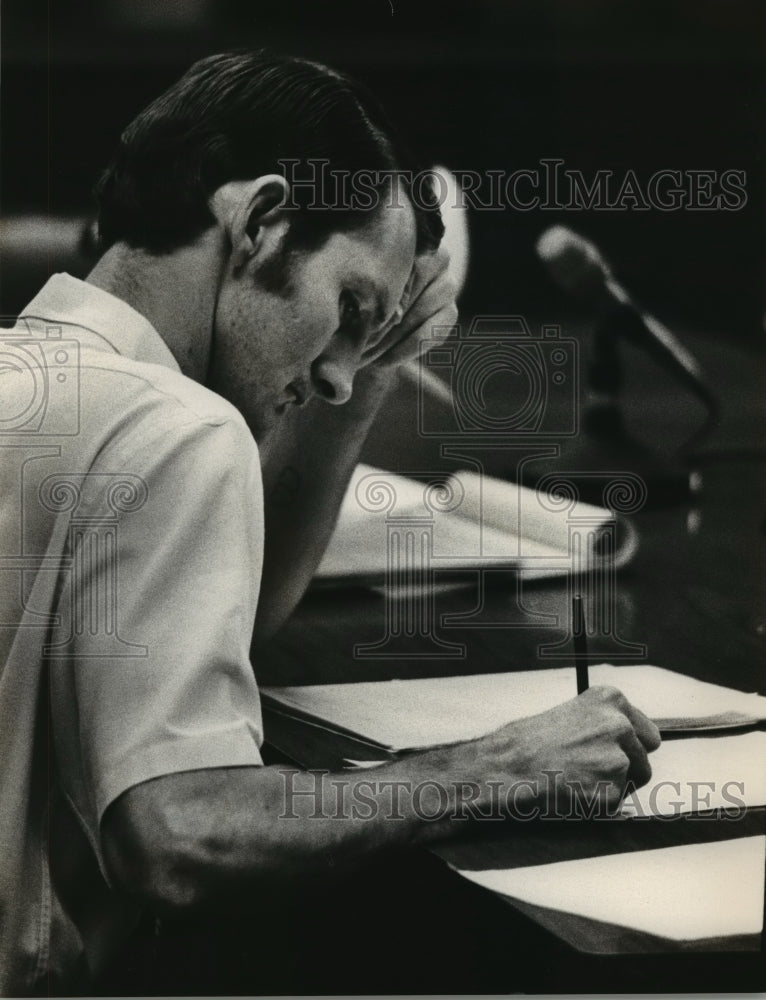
[359,246,458,371]
[475,685,662,818]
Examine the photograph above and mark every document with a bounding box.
[261,664,766,752]
[315,464,638,584]
[454,836,766,941]
[621,731,766,816]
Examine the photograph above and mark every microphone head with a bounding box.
[535,225,612,301]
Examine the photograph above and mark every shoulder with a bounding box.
[79,360,264,543]
[131,360,244,430]
[79,353,258,471]
[80,348,246,428]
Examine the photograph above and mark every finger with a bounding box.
[362,280,456,366]
[593,752,632,815]
[375,299,458,368]
[363,248,453,358]
[585,685,661,754]
[383,271,457,348]
[396,258,452,331]
[381,248,450,331]
[616,728,653,788]
[620,701,662,753]
[409,246,452,293]
[363,265,421,355]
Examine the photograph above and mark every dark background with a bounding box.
[2,0,764,340]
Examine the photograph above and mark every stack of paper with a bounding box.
[262,664,766,948]
[262,664,766,753]
[454,836,766,942]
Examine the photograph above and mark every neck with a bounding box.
[86,230,225,382]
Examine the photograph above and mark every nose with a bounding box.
[311,344,359,405]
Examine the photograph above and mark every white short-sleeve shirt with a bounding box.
[0,274,265,994]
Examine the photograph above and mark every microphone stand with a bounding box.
[538,303,719,508]
[526,227,724,507]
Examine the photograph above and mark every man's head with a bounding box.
[94,50,444,437]
[95,49,443,257]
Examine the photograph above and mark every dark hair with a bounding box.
[95,50,444,255]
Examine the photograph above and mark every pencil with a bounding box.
[573,594,589,694]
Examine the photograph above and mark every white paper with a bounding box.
[621,731,766,816]
[316,463,637,580]
[448,468,639,568]
[262,664,766,752]
[456,836,766,941]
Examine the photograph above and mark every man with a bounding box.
[0,50,660,994]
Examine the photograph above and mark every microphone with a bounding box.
[536,225,719,451]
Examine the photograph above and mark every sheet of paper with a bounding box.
[316,464,569,580]
[447,468,639,568]
[597,665,766,730]
[261,664,766,752]
[315,463,637,580]
[456,836,766,941]
[621,731,766,816]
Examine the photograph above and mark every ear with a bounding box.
[209,175,292,271]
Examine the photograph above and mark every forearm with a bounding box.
[255,367,398,640]
[102,747,477,915]
[102,687,661,915]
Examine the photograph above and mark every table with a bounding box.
[251,330,766,992]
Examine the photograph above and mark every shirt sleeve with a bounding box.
[49,408,266,842]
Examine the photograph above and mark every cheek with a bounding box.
[215,284,278,373]
[215,274,339,385]
[209,291,268,411]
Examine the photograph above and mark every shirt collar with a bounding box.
[18,273,181,372]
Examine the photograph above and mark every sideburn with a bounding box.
[254,236,297,296]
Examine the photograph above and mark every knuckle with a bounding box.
[605,749,629,781]
[598,685,628,709]
[435,245,451,269]
[588,685,613,704]
[613,716,633,740]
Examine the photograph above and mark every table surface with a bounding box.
[255,329,766,988]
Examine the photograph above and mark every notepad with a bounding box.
[261,664,766,754]
[454,836,766,941]
[315,464,639,584]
